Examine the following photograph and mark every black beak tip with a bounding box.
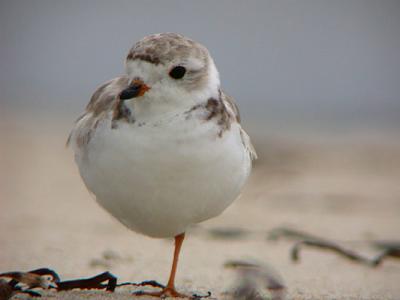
[119,84,141,100]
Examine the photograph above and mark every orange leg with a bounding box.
[134,233,189,298]
[166,232,185,292]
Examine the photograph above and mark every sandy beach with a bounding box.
[1,114,399,299]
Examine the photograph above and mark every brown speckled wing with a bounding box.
[220,90,241,123]
[86,76,130,116]
[221,90,258,161]
[66,76,130,148]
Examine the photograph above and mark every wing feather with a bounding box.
[220,90,257,161]
[66,76,130,148]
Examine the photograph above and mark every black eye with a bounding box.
[169,66,186,79]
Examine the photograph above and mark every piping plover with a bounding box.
[68,33,257,297]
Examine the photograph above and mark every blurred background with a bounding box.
[1,0,400,135]
[1,1,399,299]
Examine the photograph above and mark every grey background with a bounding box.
[1,0,399,134]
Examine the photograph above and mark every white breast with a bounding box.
[72,113,252,238]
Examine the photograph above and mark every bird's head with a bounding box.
[120,33,220,119]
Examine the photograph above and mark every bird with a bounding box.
[68,33,257,298]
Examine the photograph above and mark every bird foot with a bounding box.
[133,286,188,298]
[133,286,211,299]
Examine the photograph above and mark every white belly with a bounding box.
[74,115,251,238]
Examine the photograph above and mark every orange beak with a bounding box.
[132,79,150,97]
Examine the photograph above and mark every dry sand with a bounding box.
[1,114,399,299]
